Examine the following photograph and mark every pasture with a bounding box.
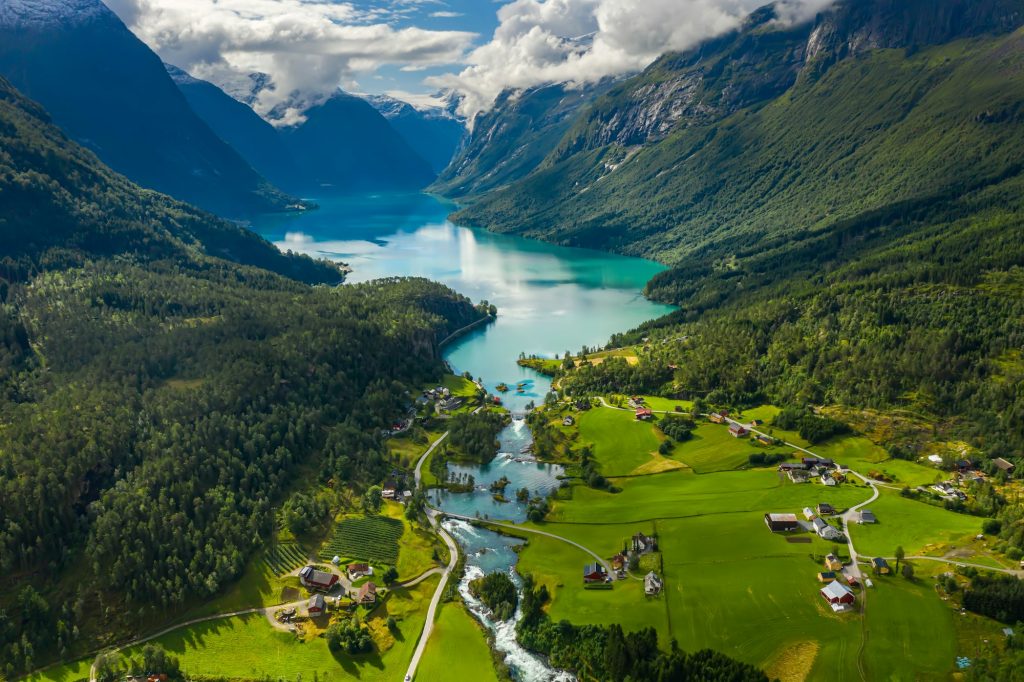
[576,407,663,476]
[417,602,499,682]
[847,489,983,557]
[672,423,790,473]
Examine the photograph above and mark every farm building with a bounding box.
[382,482,397,499]
[611,553,627,571]
[708,412,726,424]
[764,513,800,532]
[635,408,653,421]
[825,554,844,571]
[821,474,837,486]
[308,593,326,616]
[872,557,891,574]
[750,419,764,427]
[993,458,1016,473]
[819,525,844,542]
[628,396,646,408]
[817,503,835,515]
[820,581,855,611]
[632,532,657,554]
[356,581,377,605]
[788,470,810,483]
[563,416,575,426]
[817,571,837,583]
[803,456,834,469]
[644,572,663,596]
[299,566,339,591]
[755,434,774,446]
[728,423,748,438]
[779,462,808,472]
[583,563,608,583]
[803,507,816,520]
[347,563,372,580]
[859,510,877,524]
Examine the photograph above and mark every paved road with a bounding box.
[404,517,459,681]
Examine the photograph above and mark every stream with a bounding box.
[253,191,672,680]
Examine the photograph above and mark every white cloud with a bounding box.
[105,0,476,125]
[428,0,834,118]
[430,11,465,18]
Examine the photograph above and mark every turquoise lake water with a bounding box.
[253,192,675,413]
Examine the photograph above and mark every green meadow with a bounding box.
[847,489,983,557]
[417,601,499,682]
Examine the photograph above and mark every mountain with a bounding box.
[0,0,297,217]
[0,74,337,284]
[364,94,466,174]
[450,0,1024,262]
[281,92,436,191]
[431,80,616,198]
[166,64,304,193]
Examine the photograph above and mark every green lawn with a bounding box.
[848,489,983,557]
[416,601,499,682]
[673,423,790,473]
[28,658,92,682]
[814,436,942,488]
[576,407,664,476]
[860,574,958,681]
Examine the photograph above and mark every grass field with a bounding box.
[814,436,942,488]
[847,489,983,557]
[417,602,499,682]
[673,423,790,473]
[27,658,92,682]
[321,514,404,564]
[576,408,664,476]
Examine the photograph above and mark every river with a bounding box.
[253,192,673,680]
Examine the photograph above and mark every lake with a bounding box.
[253,192,675,412]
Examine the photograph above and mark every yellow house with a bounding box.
[824,553,844,571]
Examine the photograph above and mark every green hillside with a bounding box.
[0,76,488,673]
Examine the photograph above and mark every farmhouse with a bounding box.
[644,572,663,596]
[347,563,372,580]
[632,532,657,554]
[819,525,844,542]
[993,458,1016,473]
[583,563,608,583]
[817,503,835,515]
[382,482,397,499]
[803,456,834,469]
[356,581,377,605]
[708,412,726,424]
[817,571,837,583]
[308,593,326,616]
[635,408,653,421]
[859,510,877,524]
[788,470,810,483]
[803,507,816,520]
[764,513,800,532]
[820,581,856,611]
[825,553,844,571]
[299,566,339,591]
[628,396,646,408]
[872,557,891,574]
[779,462,808,472]
[821,473,837,486]
[728,423,748,438]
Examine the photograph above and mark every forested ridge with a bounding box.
[0,76,488,673]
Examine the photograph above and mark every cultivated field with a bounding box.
[320,515,404,564]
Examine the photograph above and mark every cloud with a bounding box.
[428,0,835,118]
[430,11,465,18]
[105,0,476,125]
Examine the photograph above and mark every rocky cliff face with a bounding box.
[550,0,1024,163]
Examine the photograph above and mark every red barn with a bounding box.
[635,408,653,421]
[299,566,339,591]
[820,581,855,611]
[583,563,608,583]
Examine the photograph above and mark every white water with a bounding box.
[445,519,576,682]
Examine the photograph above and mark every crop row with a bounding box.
[264,542,307,575]
[319,517,403,564]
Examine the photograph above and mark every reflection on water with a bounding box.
[253,192,674,412]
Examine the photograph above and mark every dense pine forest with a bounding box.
[0,75,488,673]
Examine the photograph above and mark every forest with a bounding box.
[445,410,509,462]
[0,75,489,674]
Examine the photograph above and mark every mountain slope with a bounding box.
[452,0,1024,261]
[0,75,338,284]
[431,80,615,198]
[365,94,466,174]
[167,64,304,193]
[0,0,296,217]
[282,92,436,191]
